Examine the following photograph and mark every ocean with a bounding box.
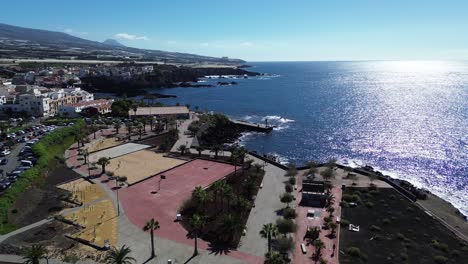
[150,61,467,216]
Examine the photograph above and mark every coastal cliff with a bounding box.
[81,64,258,96]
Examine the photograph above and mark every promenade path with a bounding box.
[237,156,286,257]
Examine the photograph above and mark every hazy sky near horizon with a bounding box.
[1,0,468,61]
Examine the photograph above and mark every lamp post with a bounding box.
[157,175,166,192]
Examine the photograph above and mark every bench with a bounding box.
[301,243,307,254]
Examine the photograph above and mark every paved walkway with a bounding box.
[170,117,197,153]
[0,219,52,244]
[237,156,286,257]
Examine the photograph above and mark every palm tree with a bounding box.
[114,122,122,135]
[211,181,223,211]
[82,149,89,165]
[22,244,47,264]
[221,184,234,210]
[260,223,278,254]
[137,124,144,139]
[211,145,221,159]
[325,192,335,207]
[105,245,135,264]
[190,214,204,256]
[143,218,160,259]
[221,214,244,242]
[195,146,203,157]
[313,239,325,262]
[326,206,335,217]
[97,157,111,174]
[329,222,338,238]
[192,186,208,211]
[126,123,133,136]
[178,144,187,155]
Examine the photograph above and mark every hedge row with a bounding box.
[0,120,84,234]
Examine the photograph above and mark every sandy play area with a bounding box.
[65,199,118,247]
[57,179,106,204]
[106,151,186,184]
[87,137,121,153]
[88,143,151,163]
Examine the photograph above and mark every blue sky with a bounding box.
[1,0,468,61]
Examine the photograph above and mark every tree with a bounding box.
[22,244,48,264]
[189,214,204,256]
[211,181,223,211]
[97,157,111,174]
[82,149,89,165]
[126,123,133,136]
[264,252,286,264]
[105,245,135,264]
[260,223,278,253]
[280,193,294,207]
[192,186,209,212]
[178,144,187,155]
[114,122,122,135]
[326,206,335,216]
[143,218,160,259]
[195,146,203,157]
[325,192,335,207]
[221,214,244,242]
[321,168,335,181]
[276,218,297,235]
[313,239,325,261]
[211,145,222,159]
[276,236,294,254]
[285,183,293,193]
[137,124,144,139]
[329,222,338,238]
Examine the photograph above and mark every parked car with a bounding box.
[7,170,22,177]
[0,159,8,165]
[0,180,10,191]
[0,149,11,156]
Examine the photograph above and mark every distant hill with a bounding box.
[0,23,244,65]
[103,38,125,47]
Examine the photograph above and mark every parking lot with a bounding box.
[0,124,60,193]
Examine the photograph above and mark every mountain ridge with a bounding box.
[0,23,244,65]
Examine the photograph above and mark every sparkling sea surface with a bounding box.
[152,61,467,216]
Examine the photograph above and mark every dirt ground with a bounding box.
[8,165,82,227]
[417,193,468,240]
[0,221,108,262]
[0,221,79,255]
[339,188,468,264]
[86,137,120,153]
[57,178,106,204]
[106,150,186,184]
[64,199,118,248]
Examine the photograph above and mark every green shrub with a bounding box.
[342,194,360,203]
[370,225,381,232]
[450,249,460,257]
[396,233,406,240]
[340,219,350,227]
[382,218,391,225]
[346,247,361,257]
[340,201,349,208]
[433,256,448,264]
[288,177,296,185]
[365,201,374,208]
[282,207,297,219]
[400,253,408,261]
[276,218,297,234]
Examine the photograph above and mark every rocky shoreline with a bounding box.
[81,65,258,96]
